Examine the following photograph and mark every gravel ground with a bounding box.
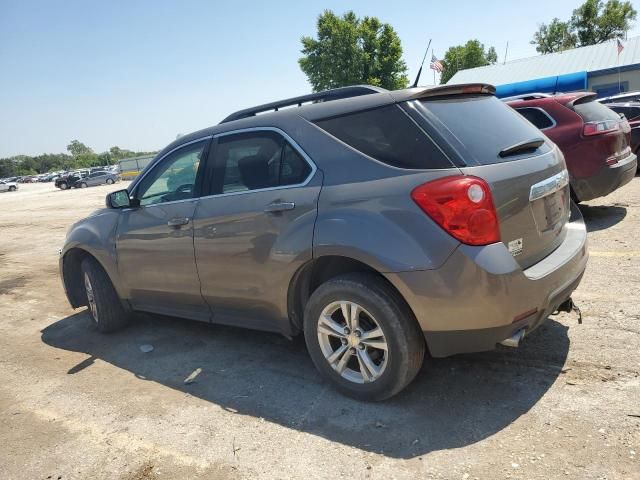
[0,180,638,480]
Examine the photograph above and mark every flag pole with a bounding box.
[618,53,622,94]
[432,48,436,85]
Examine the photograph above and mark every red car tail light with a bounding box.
[583,120,619,136]
[411,175,500,246]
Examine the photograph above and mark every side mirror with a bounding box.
[106,189,138,209]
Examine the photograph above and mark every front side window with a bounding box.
[137,140,206,206]
[215,131,312,194]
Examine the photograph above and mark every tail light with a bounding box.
[411,175,500,246]
[583,120,619,136]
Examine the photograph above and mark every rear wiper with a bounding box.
[499,138,545,158]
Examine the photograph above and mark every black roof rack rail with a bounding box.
[220,85,387,123]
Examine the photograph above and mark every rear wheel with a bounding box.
[106,178,114,185]
[81,257,129,332]
[8,186,16,191]
[59,182,68,190]
[79,182,88,188]
[303,273,425,401]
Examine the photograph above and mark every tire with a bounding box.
[9,186,16,192]
[81,257,129,333]
[59,182,68,190]
[303,273,425,401]
[106,178,114,185]
[79,182,88,188]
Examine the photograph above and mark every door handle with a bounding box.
[167,217,190,227]
[264,202,295,213]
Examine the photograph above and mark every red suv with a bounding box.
[506,93,637,202]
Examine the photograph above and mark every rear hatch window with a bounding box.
[418,95,551,165]
[572,98,622,122]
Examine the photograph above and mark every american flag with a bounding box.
[617,38,624,55]
[430,54,444,73]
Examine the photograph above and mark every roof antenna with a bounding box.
[412,38,432,88]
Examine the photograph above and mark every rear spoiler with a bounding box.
[408,83,496,100]
[568,92,597,107]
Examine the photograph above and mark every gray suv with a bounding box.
[60,84,588,400]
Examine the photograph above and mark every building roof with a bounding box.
[448,36,640,85]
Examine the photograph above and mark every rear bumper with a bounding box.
[572,153,637,202]
[385,203,588,357]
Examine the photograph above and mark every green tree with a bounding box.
[66,140,94,157]
[531,18,578,54]
[440,40,497,85]
[299,10,408,91]
[532,0,636,53]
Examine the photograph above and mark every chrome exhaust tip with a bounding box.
[500,329,525,348]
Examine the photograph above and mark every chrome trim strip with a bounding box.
[529,169,569,202]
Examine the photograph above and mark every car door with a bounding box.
[92,172,107,185]
[193,128,322,332]
[116,138,212,321]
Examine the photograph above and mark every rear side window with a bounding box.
[572,99,621,122]
[314,105,452,169]
[421,96,550,165]
[214,131,312,194]
[515,107,555,129]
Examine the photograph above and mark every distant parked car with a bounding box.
[55,171,88,190]
[606,102,640,167]
[506,92,637,202]
[73,170,120,188]
[0,180,18,192]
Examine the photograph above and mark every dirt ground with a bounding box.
[0,180,639,480]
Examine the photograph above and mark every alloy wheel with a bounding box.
[317,301,388,384]
[84,272,98,323]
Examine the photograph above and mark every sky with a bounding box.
[1,0,638,158]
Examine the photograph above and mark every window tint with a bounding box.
[215,131,312,194]
[314,105,452,169]
[422,95,550,165]
[137,141,205,206]
[515,107,555,129]
[572,99,621,122]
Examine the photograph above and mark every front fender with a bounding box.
[59,209,124,301]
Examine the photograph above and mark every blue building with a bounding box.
[448,36,640,98]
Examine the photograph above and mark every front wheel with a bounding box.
[59,182,68,190]
[9,186,16,191]
[81,257,129,332]
[79,182,88,188]
[106,178,114,185]
[303,273,425,401]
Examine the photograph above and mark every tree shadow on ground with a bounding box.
[579,203,627,232]
[42,312,570,459]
